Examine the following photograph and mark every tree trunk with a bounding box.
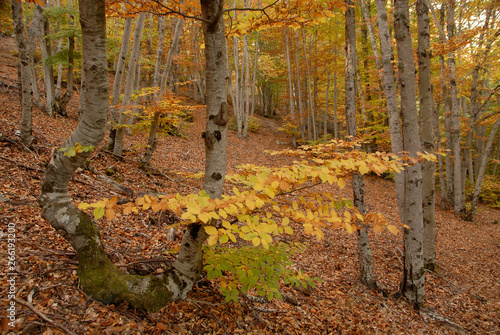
[113,13,146,156]
[141,15,185,168]
[200,0,228,199]
[12,0,36,146]
[417,0,436,271]
[324,73,330,137]
[40,7,56,117]
[345,0,375,290]
[447,0,464,215]
[39,0,229,312]
[250,31,260,117]
[284,28,296,146]
[55,32,75,116]
[242,31,251,139]
[394,0,425,308]
[39,0,197,311]
[375,0,404,218]
[160,18,185,95]
[107,17,133,151]
[467,117,500,220]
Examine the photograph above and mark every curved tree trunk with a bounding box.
[39,0,228,312]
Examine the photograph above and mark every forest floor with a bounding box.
[0,35,499,335]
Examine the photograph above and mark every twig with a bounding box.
[0,155,44,172]
[189,300,228,335]
[14,297,77,335]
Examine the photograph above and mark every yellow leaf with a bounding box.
[252,237,261,246]
[219,208,228,219]
[282,217,290,226]
[255,197,265,208]
[387,225,399,235]
[199,212,210,223]
[344,211,352,222]
[207,234,218,246]
[78,203,91,210]
[338,178,346,189]
[359,164,370,175]
[402,224,411,229]
[246,198,255,211]
[345,222,354,234]
[284,226,294,234]
[205,226,218,235]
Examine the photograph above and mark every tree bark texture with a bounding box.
[113,13,146,156]
[345,0,375,290]
[107,17,133,151]
[394,0,425,308]
[417,0,436,271]
[375,0,405,219]
[39,0,209,312]
[12,0,37,146]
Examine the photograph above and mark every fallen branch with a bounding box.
[14,297,77,335]
[420,308,469,335]
[0,155,44,172]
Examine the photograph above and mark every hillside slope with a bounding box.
[0,35,499,334]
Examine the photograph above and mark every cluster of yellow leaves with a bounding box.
[78,142,407,250]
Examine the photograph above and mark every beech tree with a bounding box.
[345,0,375,289]
[394,0,425,308]
[38,0,231,311]
[11,0,43,147]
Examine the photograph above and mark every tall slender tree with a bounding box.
[345,0,375,289]
[394,0,425,308]
[417,0,436,271]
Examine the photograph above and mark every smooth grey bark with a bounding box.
[303,30,316,142]
[360,0,382,79]
[141,15,185,168]
[294,31,304,137]
[39,0,196,311]
[447,0,464,215]
[40,5,56,117]
[250,31,260,117]
[39,0,229,312]
[394,0,425,308]
[417,0,436,271]
[113,13,146,156]
[153,16,166,90]
[324,73,330,137]
[242,32,250,139]
[467,117,500,220]
[107,17,133,151]
[284,28,296,146]
[55,31,75,116]
[160,18,184,95]
[375,0,404,218]
[346,0,375,290]
[12,0,35,146]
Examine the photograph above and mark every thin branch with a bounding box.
[14,298,77,335]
